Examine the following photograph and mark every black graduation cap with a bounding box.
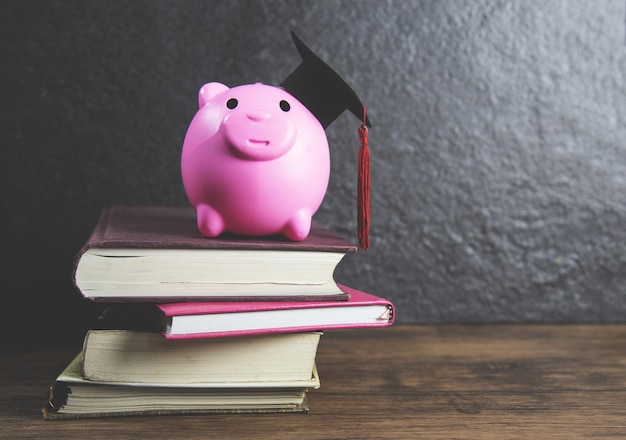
[281,31,372,250]
[280,31,371,129]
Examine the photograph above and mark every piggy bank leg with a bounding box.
[282,209,312,241]
[196,204,225,238]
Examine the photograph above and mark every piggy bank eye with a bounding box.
[226,98,238,109]
[279,100,290,112]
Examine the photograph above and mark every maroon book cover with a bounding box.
[80,205,358,252]
[73,206,357,302]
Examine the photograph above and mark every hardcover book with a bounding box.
[147,284,395,339]
[43,352,315,419]
[73,205,357,302]
[79,330,322,385]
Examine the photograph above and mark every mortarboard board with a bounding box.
[280,31,371,129]
[281,31,372,249]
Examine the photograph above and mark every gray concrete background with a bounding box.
[2,0,625,349]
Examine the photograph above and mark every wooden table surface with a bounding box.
[3,324,626,439]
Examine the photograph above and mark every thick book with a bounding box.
[43,352,315,420]
[148,284,395,339]
[73,205,357,302]
[80,330,321,385]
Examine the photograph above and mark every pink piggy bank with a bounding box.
[181,82,330,241]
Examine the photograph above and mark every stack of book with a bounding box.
[42,205,394,419]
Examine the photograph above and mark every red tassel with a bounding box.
[357,105,370,250]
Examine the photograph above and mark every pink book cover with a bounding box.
[155,284,395,339]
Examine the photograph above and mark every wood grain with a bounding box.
[3,324,626,439]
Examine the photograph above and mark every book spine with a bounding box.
[42,381,69,420]
[72,207,112,295]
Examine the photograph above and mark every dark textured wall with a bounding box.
[2,0,625,350]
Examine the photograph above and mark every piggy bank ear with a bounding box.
[198,82,230,108]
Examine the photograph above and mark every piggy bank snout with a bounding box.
[223,110,297,161]
[246,111,271,122]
